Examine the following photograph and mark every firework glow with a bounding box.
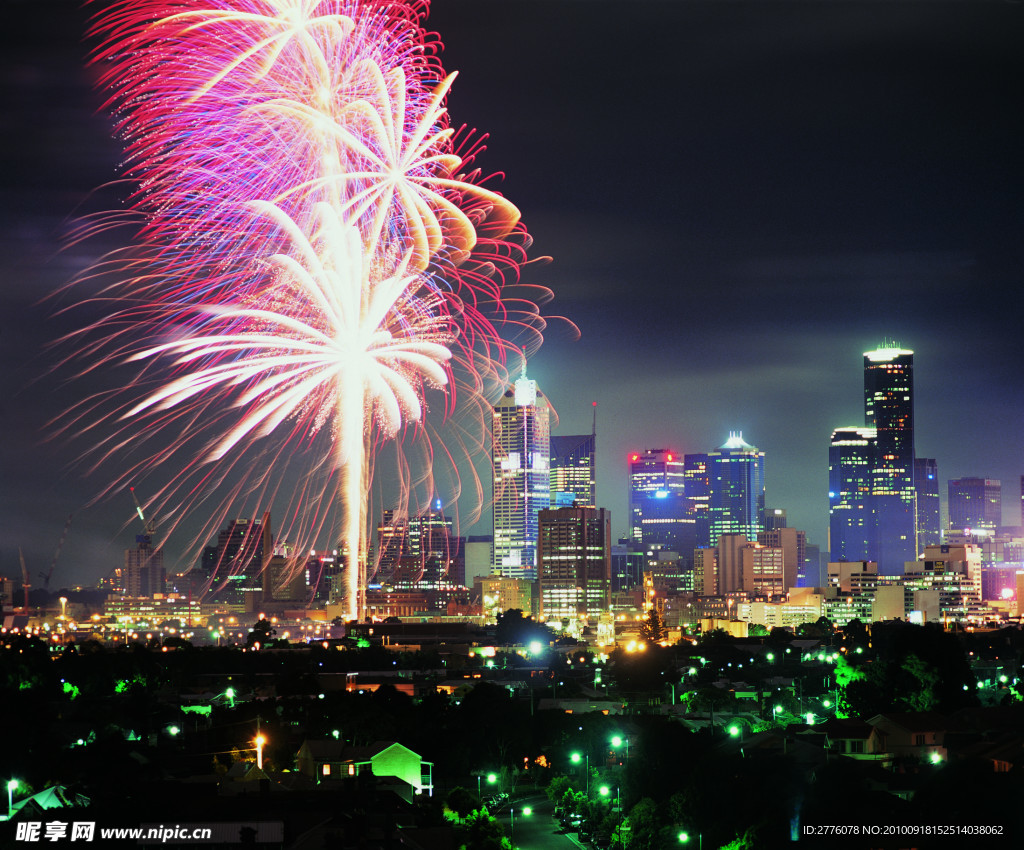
[62,0,561,618]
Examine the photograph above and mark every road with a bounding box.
[498,793,584,850]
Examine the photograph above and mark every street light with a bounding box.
[255,734,266,769]
[7,779,18,820]
[610,734,630,763]
[510,804,532,843]
[477,771,498,799]
[678,830,702,849]
[570,751,589,794]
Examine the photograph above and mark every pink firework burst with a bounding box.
[60,0,563,618]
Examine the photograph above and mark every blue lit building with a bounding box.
[864,345,917,573]
[708,433,765,546]
[829,426,877,563]
[914,457,940,549]
[628,449,693,557]
[492,370,550,580]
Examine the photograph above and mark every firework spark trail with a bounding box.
[69,0,563,618]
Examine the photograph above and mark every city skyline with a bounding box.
[3,1,1024,587]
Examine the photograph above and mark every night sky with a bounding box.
[3,0,1024,588]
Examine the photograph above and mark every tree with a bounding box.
[447,786,479,822]
[495,609,546,645]
[246,618,276,647]
[638,609,667,643]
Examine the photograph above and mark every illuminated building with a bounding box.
[124,528,165,598]
[829,426,877,563]
[374,510,407,581]
[683,453,711,549]
[202,516,272,606]
[474,573,537,620]
[757,526,805,593]
[693,548,718,596]
[824,560,879,626]
[914,458,940,550]
[550,431,596,508]
[628,449,692,557]
[265,541,306,602]
[741,543,786,597]
[538,506,611,625]
[947,478,1001,533]
[764,508,787,532]
[708,433,765,546]
[903,543,984,621]
[492,369,550,580]
[864,344,917,574]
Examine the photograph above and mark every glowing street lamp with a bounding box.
[570,751,589,794]
[679,830,702,849]
[510,805,532,842]
[610,734,630,762]
[7,779,18,820]
[477,771,498,798]
[255,734,266,769]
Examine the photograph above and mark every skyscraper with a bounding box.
[628,449,692,556]
[914,458,940,550]
[683,453,711,549]
[864,344,917,574]
[947,478,1002,532]
[550,433,596,508]
[124,527,164,598]
[203,514,272,605]
[492,370,550,580]
[538,506,611,624]
[829,426,877,563]
[708,432,765,546]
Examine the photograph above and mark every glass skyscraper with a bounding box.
[947,477,1002,532]
[492,370,550,580]
[550,433,596,508]
[708,432,765,546]
[864,345,917,573]
[829,426,877,562]
[628,448,691,555]
[914,457,940,549]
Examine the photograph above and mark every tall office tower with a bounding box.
[203,515,272,605]
[124,528,164,598]
[864,344,917,574]
[693,547,718,596]
[947,478,1002,532]
[803,543,823,587]
[493,369,550,579]
[550,433,596,508]
[628,449,693,557]
[407,502,464,587]
[716,533,749,595]
[538,506,611,624]
[373,510,407,581]
[757,526,805,592]
[829,426,877,563]
[683,453,711,549]
[741,543,786,598]
[708,433,765,546]
[764,508,787,531]
[1021,476,1024,527]
[914,458,940,551]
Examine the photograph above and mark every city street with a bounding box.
[498,794,584,850]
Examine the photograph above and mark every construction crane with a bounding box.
[18,548,30,611]
[129,486,155,536]
[40,514,73,591]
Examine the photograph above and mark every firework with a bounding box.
[69,0,555,618]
